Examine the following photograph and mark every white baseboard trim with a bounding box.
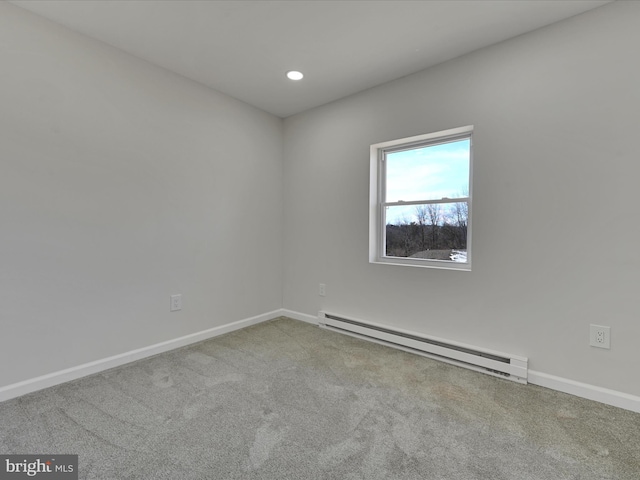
[4,308,638,415]
[280,309,318,325]
[281,310,640,414]
[528,370,640,414]
[0,309,282,403]
[280,310,640,413]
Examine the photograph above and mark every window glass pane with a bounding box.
[385,203,468,262]
[385,139,470,203]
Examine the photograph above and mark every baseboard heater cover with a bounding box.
[318,312,528,384]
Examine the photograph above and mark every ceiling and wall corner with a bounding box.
[9,0,612,118]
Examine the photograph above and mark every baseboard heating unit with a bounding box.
[318,312,528,384]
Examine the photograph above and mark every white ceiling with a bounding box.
[11,0,612,118]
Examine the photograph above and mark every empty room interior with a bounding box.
[1,1,639,478]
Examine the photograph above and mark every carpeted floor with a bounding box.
[1,317,638,479]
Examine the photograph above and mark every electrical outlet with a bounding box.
[170,294,182,312]
[589,324,610,349]
[319,283,326,297]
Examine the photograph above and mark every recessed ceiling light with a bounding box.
[286,71,304,81]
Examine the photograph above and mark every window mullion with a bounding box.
[383,197,468,208]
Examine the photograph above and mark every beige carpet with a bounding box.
[1,317,638,479]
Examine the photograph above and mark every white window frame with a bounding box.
[369,125,473,271]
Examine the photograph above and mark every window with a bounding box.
[369,125,473,270]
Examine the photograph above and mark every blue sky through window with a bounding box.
[385,139,469,224]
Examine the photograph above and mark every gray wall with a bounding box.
[283,1,640,397]
[0,3,283,387]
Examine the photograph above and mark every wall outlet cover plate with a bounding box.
[589,324,610,349]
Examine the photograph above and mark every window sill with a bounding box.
[370,256,471,271]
